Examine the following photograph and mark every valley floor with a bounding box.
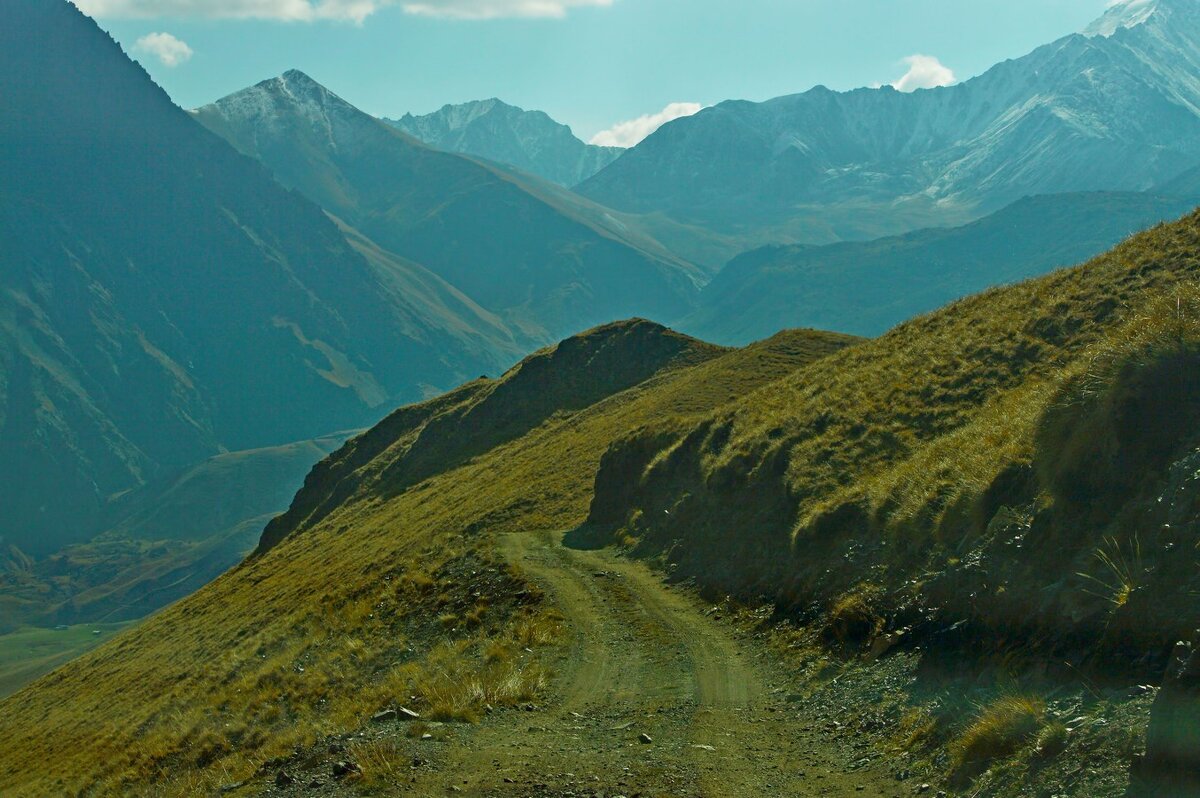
[0,621,134,699]
[262,530,903,797]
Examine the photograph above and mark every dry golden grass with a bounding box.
[826,584,883,645]
[952,694,1047,774]
[0,324,852,796]
[584,211,1200,662]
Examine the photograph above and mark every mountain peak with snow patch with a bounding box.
[1084,0,1158,37]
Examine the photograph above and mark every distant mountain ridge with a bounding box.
[680,191,1200,344]
[578,0,1200,242]
[386,99,623,186]
[0,1,523,556]
[196,72,703,342]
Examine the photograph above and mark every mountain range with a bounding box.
[386,99,623,187]
[578,0,1200,242]
[680,191,1199,343]
[6,0,1200,795]
[0,0,540,559]
[195,73,705,342]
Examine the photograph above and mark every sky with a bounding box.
[78,0,1115,145]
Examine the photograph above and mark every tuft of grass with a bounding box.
[513,612,564,648]
[825,584,883,646]
[1034,720,1069,759]
[413,641,549,724]
[951,694,1047,778]
[1078,535,1144,609]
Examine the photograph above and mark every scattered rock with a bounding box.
[399,706,421,720]
[274,770,295,787]
[868,628,909,661]
[638,733,653,744]
[372,709,398,723]
[331,760,362,779]
[691,744,716,751]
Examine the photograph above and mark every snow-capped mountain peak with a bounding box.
[1084,0,1160,37]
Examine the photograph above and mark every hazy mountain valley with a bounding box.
[5,0,1200,796]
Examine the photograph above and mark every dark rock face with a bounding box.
[1131,638,1200,797]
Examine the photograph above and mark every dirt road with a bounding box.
[404,529,902,797]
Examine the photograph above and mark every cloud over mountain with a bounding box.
[134,31,193,65]
[590,102,703,148]
[892,54,956,92]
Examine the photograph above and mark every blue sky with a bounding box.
[79,0,1113,143]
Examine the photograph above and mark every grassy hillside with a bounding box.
[0,622,133,700]
[588,210,1200,671]
[7,208,1200,795]
[0,321,854,796]
[680,192,1198,343]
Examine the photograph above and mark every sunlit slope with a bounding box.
[0,320,854,795]
[586,208,1200,668]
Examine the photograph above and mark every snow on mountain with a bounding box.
[386,99,622,187]
[1085,0,1160,37]
[577,0,1200,241]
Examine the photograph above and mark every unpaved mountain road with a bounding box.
[405,529,903,797]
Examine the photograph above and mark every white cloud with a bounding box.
[402,0,611,18]
[891,54,956,92]
[74,0,611,21]
[73,0,392,23]
[590,102,703,148]
[134,31,193,66]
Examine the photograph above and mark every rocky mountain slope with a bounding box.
[0,0,525,558]
[579,0,1200,242]
[195,74,704,342]
[7,206,1200,796]
[386,99,623,186]
[681,191,1198,343]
